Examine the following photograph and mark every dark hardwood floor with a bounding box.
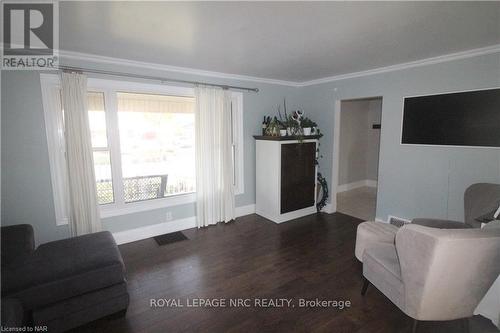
[72,212,499,333]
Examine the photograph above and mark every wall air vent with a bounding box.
[388,215,411,227]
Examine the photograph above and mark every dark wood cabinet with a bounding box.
[255,136,318,223]
[281,143,316,213]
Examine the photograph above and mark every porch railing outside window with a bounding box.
[96,174,195,204]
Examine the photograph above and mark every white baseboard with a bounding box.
[112,204,256,245]
[322,203,335,214]
[235,204,256,217]
[337,179,377,193]
[256,205,317,224]
[112,216,196,245]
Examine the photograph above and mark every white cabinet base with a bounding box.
[256,206,317,224]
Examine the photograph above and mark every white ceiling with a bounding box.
[60,2,500,83]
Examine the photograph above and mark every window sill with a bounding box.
[56,188,245,224]
[99,192,196,219]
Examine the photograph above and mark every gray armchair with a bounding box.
[412,183,500,229]
[362,224,500,333]
[465,183,500,228]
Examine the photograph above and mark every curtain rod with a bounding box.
[58,65,259,93]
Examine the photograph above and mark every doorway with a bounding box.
[334,97,382,221]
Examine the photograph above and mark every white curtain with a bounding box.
[61,72,101,236]
[195,86,235,228]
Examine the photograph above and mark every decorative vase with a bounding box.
[303,127,312,136]
[280,129,287,136]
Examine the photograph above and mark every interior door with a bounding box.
[281,142,316,214]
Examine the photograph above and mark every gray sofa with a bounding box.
[1,224,129,332]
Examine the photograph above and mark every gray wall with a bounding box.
[3,52,500,244]
[1,72,70,243]
[1,65,302,244]
[301,52,500,222]
[338,98,381,185]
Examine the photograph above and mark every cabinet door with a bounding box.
[281,142,316,214]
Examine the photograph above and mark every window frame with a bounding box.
[41,74,244,221]
[231,92,244,195]
[89,79,198,218]
[88,91,114,205]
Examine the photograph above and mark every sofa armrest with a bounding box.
[1,224,35,267]
[411,218,471,229]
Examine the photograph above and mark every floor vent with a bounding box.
[388,215,411,227]
[154,231,188,246]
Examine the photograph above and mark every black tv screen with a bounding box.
[402,88,500,147]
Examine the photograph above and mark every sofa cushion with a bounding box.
[3,231,126,310]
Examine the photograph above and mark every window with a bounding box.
[41,75,244,221]
[88,92,114,205]
[116,92,196,202]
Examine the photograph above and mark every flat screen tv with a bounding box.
[401,88,500,147]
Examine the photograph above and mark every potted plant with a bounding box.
[301,117,316,136]
[285,115,301,136]
[278,121,287,136]
[265,117,281,136]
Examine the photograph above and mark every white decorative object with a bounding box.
[195,86,235,228]
[255,137,318,223]
[303,127,312,136]
[494,203,500,219]
[61,72,102,236]
[280,129,287,136]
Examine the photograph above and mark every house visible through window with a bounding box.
[41,75,244,220]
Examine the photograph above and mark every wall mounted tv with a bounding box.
[401,88,500,148]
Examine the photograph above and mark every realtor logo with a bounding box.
[2,1,59,70]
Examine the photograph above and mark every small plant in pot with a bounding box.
[301,117,316,136]
[278,121,287,136]
[286,115,302,136]
[265,117,281,136]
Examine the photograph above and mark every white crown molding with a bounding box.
[297,44,500,87]
[58,44,500,88]
[59,49,300,87]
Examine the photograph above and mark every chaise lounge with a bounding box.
[1,224,129,332]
